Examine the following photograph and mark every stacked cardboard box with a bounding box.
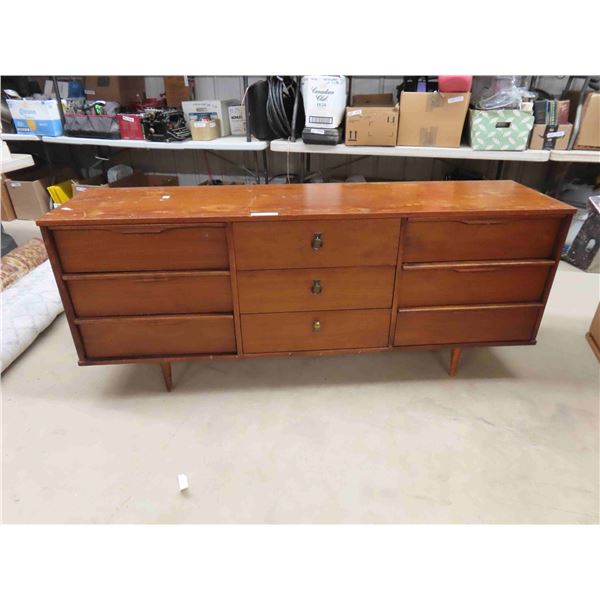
[345,94,398,147]
[4,166,75,220]
[397,92,471,147]
[574,93,600,149]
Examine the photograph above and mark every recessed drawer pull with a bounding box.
[458,219,507,225]
[134,276,176,282]
[311,233,323,251]
[311,279,322,294]
[111,226,173,235]
[312,319,321,332]
[452,266,502,273]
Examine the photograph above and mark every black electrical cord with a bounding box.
[266,76,299,138]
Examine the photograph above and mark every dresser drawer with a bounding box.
[54,224,229,273]
[403,218,561,262]
[67,271,233,317]
[242,309,390,353]
[79,314,236,358]
[393,304,541,346]
[238,266,395,313]
[234,219,400,269]
[397,261,552,307]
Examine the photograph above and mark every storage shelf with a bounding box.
[40,135,268,151]
[0,153,34,174]
[1,133,42,142]
[270,139,551,162]
[550,149,600,163]
[3,132,598,163]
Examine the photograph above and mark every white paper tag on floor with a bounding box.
[178,474,189,492]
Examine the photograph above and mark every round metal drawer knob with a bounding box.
[312,320,321,332]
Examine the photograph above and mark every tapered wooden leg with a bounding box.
[448,347,462,377]
[160,362,173,391]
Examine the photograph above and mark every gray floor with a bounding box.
[2,258,599,524]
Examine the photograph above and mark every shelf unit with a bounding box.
[40,135,268,152]
[550,149,600,164]
[270,139,551,162]
[1,132,269,183]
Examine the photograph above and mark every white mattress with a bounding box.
[1,260,64,371]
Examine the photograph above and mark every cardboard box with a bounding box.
[1,175,16,221]
[190,119,221,141]
[6,99,63,136]
[575,93,600,149]
[228,105,247,136]
[469,109,535,151]
[529,123,573,150]
[345,95,399,146]
[397,92,470,147]
[352,93,394,106]
[71,173,178,196]
[5,166,74,219]
[83,76,145,107]
[164,76,193,108]
[70,175,107,195]
[182,100,238,136]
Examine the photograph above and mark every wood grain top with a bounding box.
[37,180,574,226]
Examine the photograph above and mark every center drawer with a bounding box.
[54,224,229,273]
[241,309,390,353]
[66,271,233,317]
[237,266,395,313]
[233,219,400,269]
[79,314,236,359]
[404,217,561,262]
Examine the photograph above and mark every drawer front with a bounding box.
[394,305,541,346]
[234,219,400,269]
[54,225,229,273]
[397,262,552,307]
[67,272,233,317]
[238,266,395,313]
[404,218,561,262]
[242,309,390,353]
[80,315,236,358]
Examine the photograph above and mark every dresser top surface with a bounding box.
[37,180,574,226]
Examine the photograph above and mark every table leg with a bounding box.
[449,348,462,377]
[160,362,173,391]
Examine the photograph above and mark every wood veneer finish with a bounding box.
[241,309,390,354]
[237,266,395,313]
[54,225,228,273]
[38,180,574,226]
[403,217,561,262]
[66,271,232,317]
[37,180,575,389]
[233,219,400,270]
[79,314,236,359]
[397,261,553,307]
[393,304,542,347]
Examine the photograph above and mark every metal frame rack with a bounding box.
[3,76,599,187]
[1,76,270,184]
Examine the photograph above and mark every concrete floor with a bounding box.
[2,261,599,524]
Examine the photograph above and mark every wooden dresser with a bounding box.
[37,181,574,390]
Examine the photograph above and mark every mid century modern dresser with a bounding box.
[37,180,575,390]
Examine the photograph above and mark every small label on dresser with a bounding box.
[250,211,279,217]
